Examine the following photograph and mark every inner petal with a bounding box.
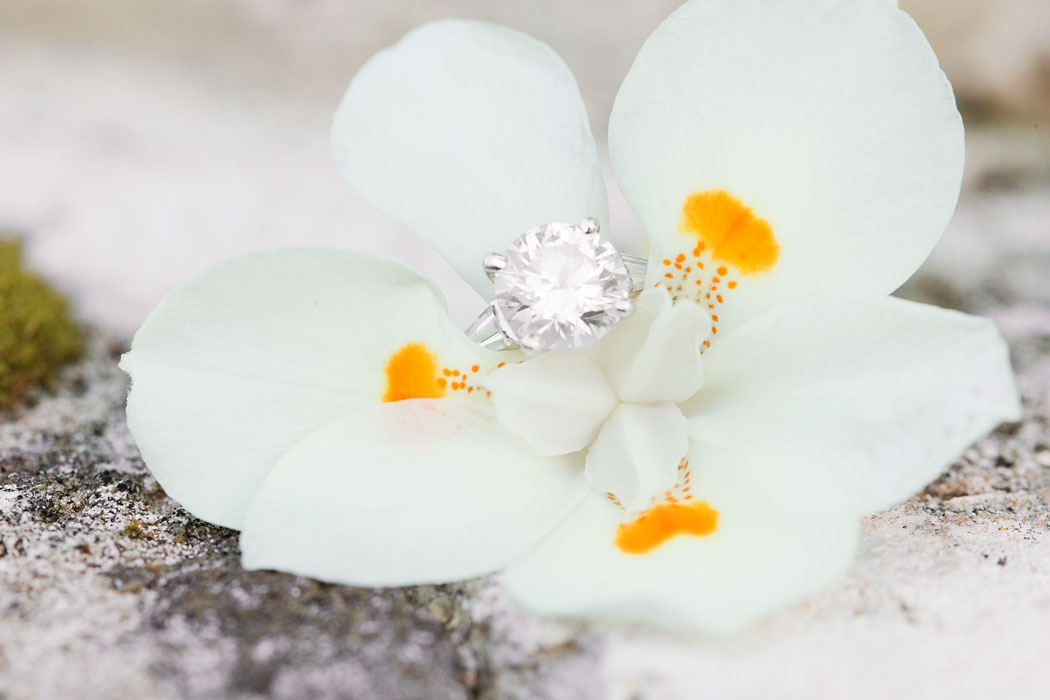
[585,402,688,513]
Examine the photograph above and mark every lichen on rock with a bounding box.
[0,238,83,409]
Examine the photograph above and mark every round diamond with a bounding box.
[491,221,633,351]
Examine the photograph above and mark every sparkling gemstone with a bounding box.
[491,221,633,351]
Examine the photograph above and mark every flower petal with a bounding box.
[121,248,490,529]
[487,350,618,457]
[240,398,587,586]
[681,296,1020,514]
[585,402,688,513]
[506,444,857,633]
[609,0,964,334]
[590,288,707,403]
[332,20,607,297]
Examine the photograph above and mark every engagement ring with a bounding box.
[465,218,647,352]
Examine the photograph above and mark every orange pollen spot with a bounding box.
[716,295,724,303]
[451,369,460,377]
[663,259,671,266]
[711,315,719,322]
[728,280,738,289]
[665,272,674,279]
[675,253,686,263]
[497,361,506,368]
[615,501,719,555]
[471,364,480,374]
[679,189,779,276]
[383,343,446,402]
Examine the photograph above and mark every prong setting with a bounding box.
[580,217,601,235]
[483,253,507,281]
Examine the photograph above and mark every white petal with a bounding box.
[121,249,489,529]
[240,399,587,586]
[486,351,618,457]
[585,403,688,513]
[333,20,607,297]
[506,444,857,634]
[590,288,707,403]
[609,0,964,333]
[682,296,1020,514]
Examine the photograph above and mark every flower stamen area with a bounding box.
[658,189,779,346]
[615,500,718,555]
[610,459,718,554]
[383,343,489,402]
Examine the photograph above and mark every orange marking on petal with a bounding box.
[663,259,671,266]
[716,295,724,303]
[615,501,719,555]
[665,272,674,279]
[728,280,738,289]
[679,190,779,276]
[471,364,480,374]
[383,343,447,402]
[497,361,506,368]
[676,253,686,263]
[717,266,728,276]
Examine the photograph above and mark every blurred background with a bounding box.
[2,0,1048,336]
[2,2,1050,699]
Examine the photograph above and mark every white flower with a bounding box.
[121,0,1020,633]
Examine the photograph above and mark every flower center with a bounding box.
[492,222,633,350]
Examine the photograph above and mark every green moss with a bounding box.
[0,238,83,409]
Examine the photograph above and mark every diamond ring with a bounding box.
[465,218,648,352]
